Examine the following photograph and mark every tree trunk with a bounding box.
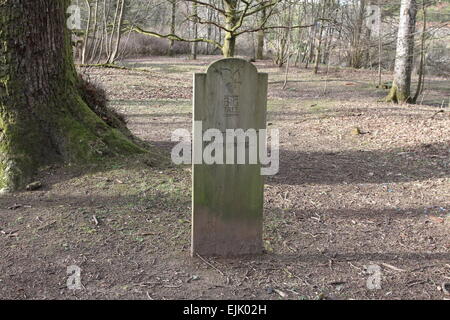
[386,0,417,103]
[256,31,264,60]
[222,33,236,58]
[81,0,92,65]
[107,0,121,62]
[108,0,125,64]
[191,1,198,60]
[378,0,382,87]
[168,0,176,56]
[313,21,324,74]
[87,0,99,63]
[206,0,213,54]
[223,0,238,57]
[412,0,426,103]
[0,0,143,191]
[350,0,366,69]
[256,5,266,60]
[313,1,326,74]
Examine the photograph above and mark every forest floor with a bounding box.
[0,55,449,300]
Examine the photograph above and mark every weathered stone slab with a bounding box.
[192,58,268,256]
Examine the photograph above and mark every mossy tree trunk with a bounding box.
[386,0,417,103]
[222,34,236,58]
[0,0,143,191]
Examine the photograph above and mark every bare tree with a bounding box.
[132,0,315,57]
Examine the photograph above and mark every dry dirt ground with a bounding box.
[0,56,449,300]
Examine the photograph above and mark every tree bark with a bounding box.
[107,0,121,62]
[412,0,426,103]
[314,2,326,74]
[222,0,238,57]
[191,1,198,60]
[0,0,143,191]
[386,0,417,103]
[313,21,324,74]
[81,0,92,65]
[88,0,100,63]
[168,0,176,56]
[350,0,367,69]
[256,4,266,60]
[108,0,125,63]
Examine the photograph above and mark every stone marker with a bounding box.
[192,58,268,256]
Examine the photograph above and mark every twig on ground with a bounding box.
[410,264,437,272]
[196,253,225,276]
[381,263,406,272]
[407,279,428,287]
[37,221,56,231]
[274,288,288,298]
[429,109,444,119]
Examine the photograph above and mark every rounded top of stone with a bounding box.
[206,58,258,75]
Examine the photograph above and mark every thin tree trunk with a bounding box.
[350,0,366,68]
[191,1,198,59]
[378,0,382,87]
[314,4,325,75]
[168,0,176,56]
[81,0,92,64]
[102,0,110,62]
[313,27,323,74]
[108,0,125,63]
[87,0,99,63]
[107,0,121,62]
[95,28,105,64]
[306,0,317,69]
[413,0,426,103]
[256,5,266,60]
[206,0,213,54]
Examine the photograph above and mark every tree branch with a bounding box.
[236,23,316,36]
[132,26,223,49]
[232,0,251,32]
[243,0,280,17]
[184,0,226,15]
[187,14,233,33]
